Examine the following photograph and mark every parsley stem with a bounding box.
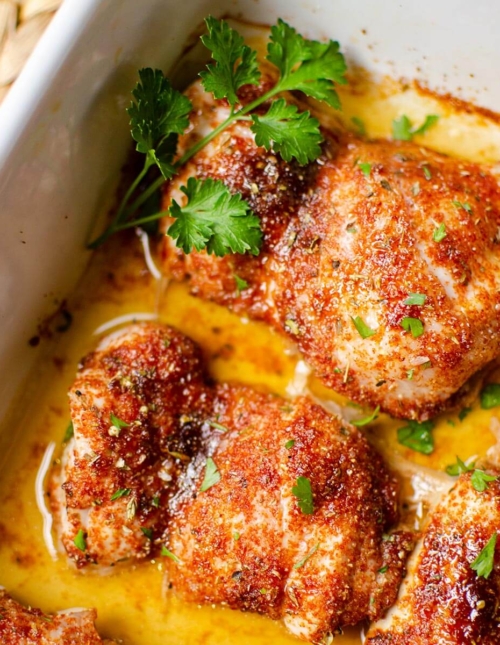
[113,210,168,231]
[88,160,150,248]
[122,87,281,221]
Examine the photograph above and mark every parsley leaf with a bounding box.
[351,316,377,339]
[422,164,432,180]
[397,419,435,455]
[480,384,500,409]
[401,316,425,338]
[445,456,474,476]
[458,407,472,421]
[351,116,366,136]
[392,115,413,141]
[404,293,426,306]
[111,488,131,501]
[200,456,221,492]
[168,177,262,257]
[127,68,192,178]
[267,19,347,109]
[293,542,320,569]
[392,114,439,141]
[358,161,371,177]
[352,405,380,427]
[200,16,260,107]
[285,439,296,450]
[471,470,498,492]
[452,200,472,213]
[74,529,87,552]
[161,546,181,563]
[141,527,153,540]
[110,413,129,429]
[251,99,323,165]
[412,114,440,136]
[292,476,314,515]
[471,533,497,578]
[234,274,248,293]
[433,222,447,242]
[63,421,74,443]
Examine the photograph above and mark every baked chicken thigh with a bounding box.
[161,80,500,420]
[0,590,114,645]
[366,468,500,644]
[51,322,413,642]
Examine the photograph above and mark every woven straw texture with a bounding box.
[0,0,61,102]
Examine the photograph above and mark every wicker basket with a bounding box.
[0,0,61,102]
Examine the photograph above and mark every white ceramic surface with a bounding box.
[1,0,500,420]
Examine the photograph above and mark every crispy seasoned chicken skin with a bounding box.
[50,324,214,567]
[366,469,500,644]
[52,322,413,642]
[0,589,115,644]
[160,80,500,420]
[167,384,413,643]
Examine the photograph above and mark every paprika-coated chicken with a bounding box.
[366,468,500,644]
[51,322,413,643]
[50,323,214,568]
[166,384,413,643]
[161,79,500,420]
[0,589,115,645]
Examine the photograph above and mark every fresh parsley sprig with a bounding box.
[89,17,346,255]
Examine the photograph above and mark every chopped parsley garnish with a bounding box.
[89,17,347,253]
[234,274,249,293]
[378,565,388,574]
[392,114,439,141]
[161,546,181,563]
[471,533,497,579]
[397,419,434,455]
[458,407,472,421]
[293,542,320,569]
[351,116,366,136]
[445,456,474,476]
[208,420,230,433]
[401,316,424,338]
[452,200,472,213]
[433,222,446,242]
[404,293,426,306]
[63,421,74,443]
[480,383,500,409]
[152,496,160,508]
[233,531,241,540]
[285,439,296,450]
[422,164,432,180]
[352,405,380,427]
[471,470,498,492]
[110,413,129,429]
[285,319,300,335]
[200,456,221,492]
[111,488,131,501]
[351,316,377,339]
[292,476,314,515]
[358,161,371,177]
[74,529,87,552]
[141,527,153,540]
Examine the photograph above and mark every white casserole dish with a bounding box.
[0,0,499,434]
[1,2,500,643]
